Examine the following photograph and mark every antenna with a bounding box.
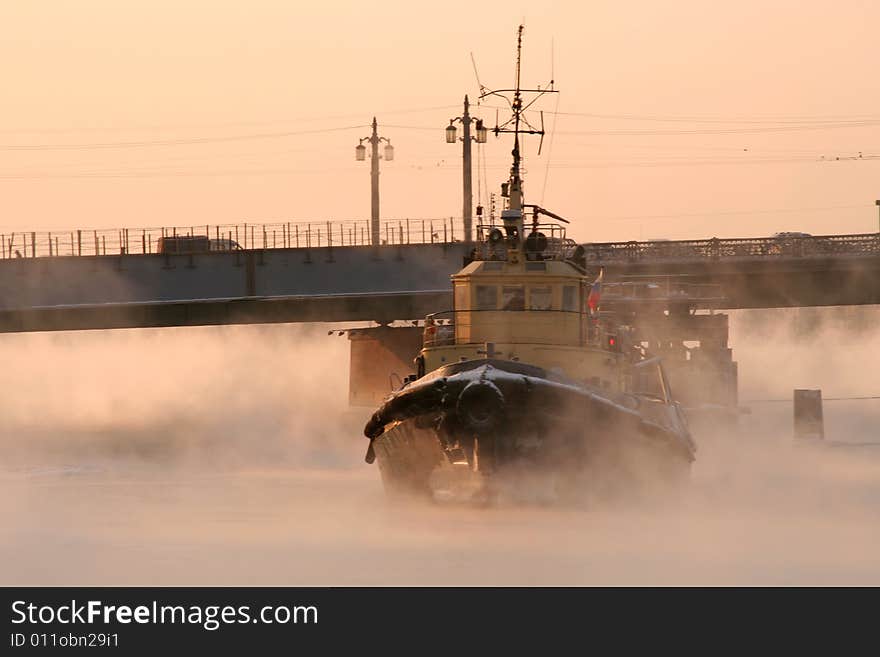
[470,52,486,95]
[479,24,559,214]
[538,111,545,155]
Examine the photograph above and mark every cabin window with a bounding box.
[562,285,577,312]
[529,286,552,311]
[501,285,525,311]
[475,285,498,310]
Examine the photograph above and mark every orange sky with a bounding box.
[1,0,879,242]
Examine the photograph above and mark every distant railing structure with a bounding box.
[601,279,725,305]
[5,219,880,265]
[0,216,467,259]
[582,233,880,264]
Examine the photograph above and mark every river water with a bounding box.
[2,318,879,585]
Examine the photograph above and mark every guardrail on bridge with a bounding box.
[582,233,880,264]
[0,217,466,259]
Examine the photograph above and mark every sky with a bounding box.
[1,0,879,243]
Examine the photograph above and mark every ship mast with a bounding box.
[509,25,524,214]
[480,25,557,249]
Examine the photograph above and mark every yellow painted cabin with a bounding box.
[419,255,626,392]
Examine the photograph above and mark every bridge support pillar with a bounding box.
[348,325,423,407]
[633,311,739,424]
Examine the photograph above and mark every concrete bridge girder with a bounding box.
[0,244,469,332]
[1,241,879,333]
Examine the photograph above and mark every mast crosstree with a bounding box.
[479,25,560,242]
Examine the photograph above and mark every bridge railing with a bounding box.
[582,233,880,264]
[0,217,467,259]
[602,279,725,305]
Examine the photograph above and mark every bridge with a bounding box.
[0,219,463,333]
[582,232,880,309]
[0,219,878,333]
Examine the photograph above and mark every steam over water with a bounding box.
[2,313,879,585]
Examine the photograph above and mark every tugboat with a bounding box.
[363,27,695,502]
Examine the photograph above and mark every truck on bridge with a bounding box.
[156,236,242,254]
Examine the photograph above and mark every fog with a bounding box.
[1,313,879,585]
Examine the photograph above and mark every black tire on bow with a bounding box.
[457,382,505,433]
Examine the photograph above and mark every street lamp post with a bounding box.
[446,96,487,242]
[356,117,394,246]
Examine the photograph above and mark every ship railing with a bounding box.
[630,357,672,403]
[422,310,457,347]
[0,217,468,259]
[473,222,574,261]
[581,232,880,264]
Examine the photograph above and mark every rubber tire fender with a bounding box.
[456,381,505,433]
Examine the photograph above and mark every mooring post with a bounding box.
[793,389,824,440]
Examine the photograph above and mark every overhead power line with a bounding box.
[0,124,368,151]
[589,204,875,222]
[550,110,880,125]
[555,121,880,137]
[0,166,364,180]
[0,104,460,136]
[1,151,877,181]
[745,395,880,403]
[371,121,880,139]
[381,124,442,131]
[480,103,880,125]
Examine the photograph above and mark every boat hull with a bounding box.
[364,359,695,502]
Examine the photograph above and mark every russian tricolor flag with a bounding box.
[587,269,603,314]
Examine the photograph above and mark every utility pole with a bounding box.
[446,97,487,242]
[356,118,394,246]
[461,97,473,243]
[369,118,380,246]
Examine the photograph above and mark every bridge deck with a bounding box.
[0,232,878,333]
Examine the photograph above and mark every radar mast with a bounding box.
[480,25,558,248]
